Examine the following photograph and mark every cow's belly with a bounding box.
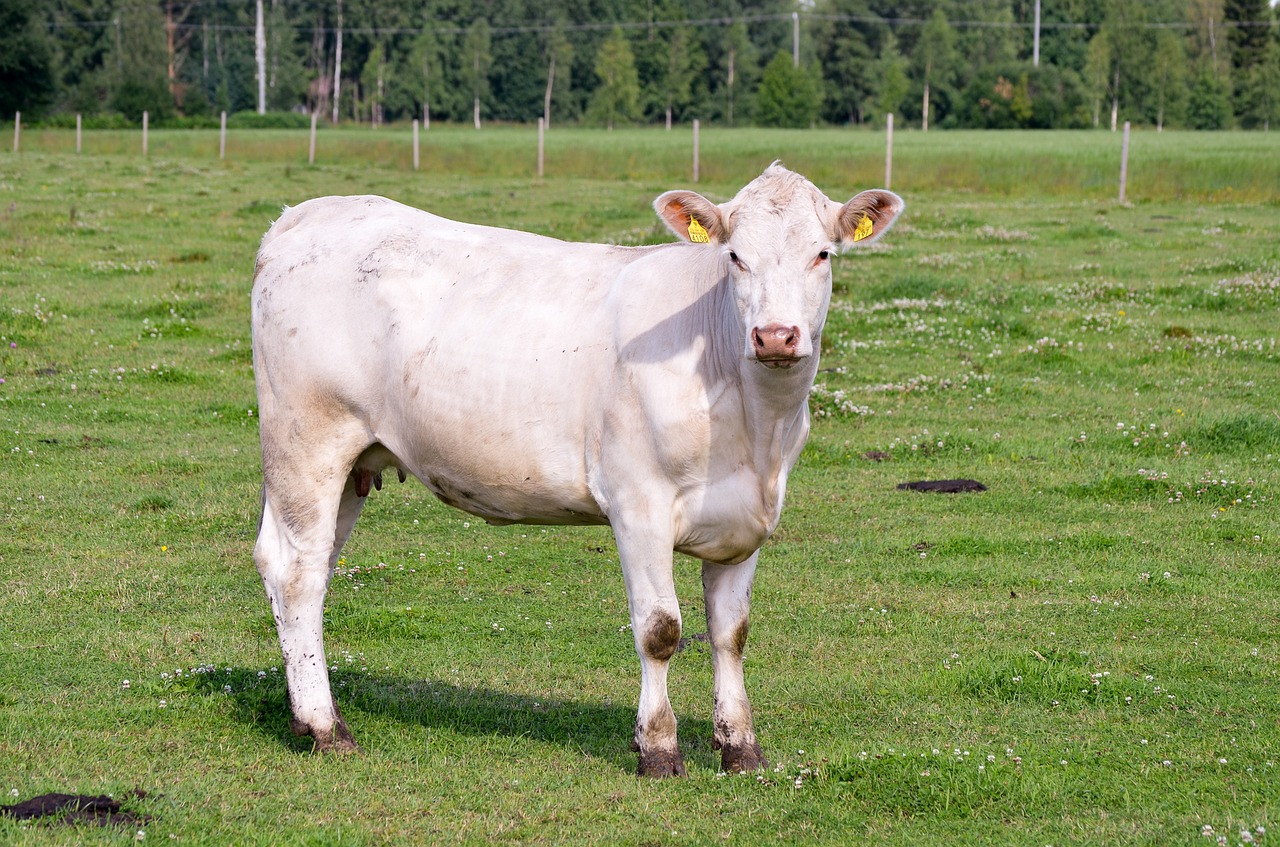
[417,470,608,527]
[406,449,607,527]
[371,389,608,527]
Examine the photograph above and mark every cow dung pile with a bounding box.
[0,791,152,827]
[896,479,988,493]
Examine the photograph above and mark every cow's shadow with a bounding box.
[195,667,717,774]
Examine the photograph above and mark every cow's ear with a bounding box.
[654,190,727,244]
[832,189,904,247]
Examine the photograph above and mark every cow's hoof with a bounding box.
[720,740,767,774]
[315,723,362,754]
[291,717,362,754]
[637,749,688,778]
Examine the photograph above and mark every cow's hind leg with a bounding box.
[255,472,363,753]
[702,553,766,773]
[330,473,368,568]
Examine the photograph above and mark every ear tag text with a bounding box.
[687,216,711,243]
[853,214,874,242]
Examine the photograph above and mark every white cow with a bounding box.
[251,164,903,777]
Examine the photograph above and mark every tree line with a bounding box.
[3,0,1278,131]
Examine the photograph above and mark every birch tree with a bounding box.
[914,9,958,131]
[464,18,492,129]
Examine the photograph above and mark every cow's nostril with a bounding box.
[753,324,802,359]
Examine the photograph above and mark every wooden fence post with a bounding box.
[537,117,545,179]
[308,111,317,164]
[76,114,82,154]
[12,112,19,153]
[219,111,227,160]
[1118,121,1131,203]
[412,119,420,171]
[885,113,894,189]
[692,119,700,183]
[142,111,149,156]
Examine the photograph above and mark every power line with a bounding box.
[44,12,1276,37]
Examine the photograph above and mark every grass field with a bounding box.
[1,128,1277,845]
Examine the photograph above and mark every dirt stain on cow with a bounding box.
[642,609,681,662]
[728,618,750,659]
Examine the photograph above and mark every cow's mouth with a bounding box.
[754,355,806,370]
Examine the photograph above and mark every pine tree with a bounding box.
[1093,0,1156,130]
[869,32,910,125]
[1187,65,1233,128]
[588,27,640,130]
[361,43,386,127]
[0,0,56,117]
[1225,0,1270,71]
[655,26,701,128]
[108,0,174,121]
[755,51,822,128]
[1227,0,1277,126]
[402,25,442,127]
[1242,28,1280,130]
[266,2,307,113]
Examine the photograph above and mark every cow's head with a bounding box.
[655,164,903,370]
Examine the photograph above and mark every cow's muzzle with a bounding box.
[751,323,805,369]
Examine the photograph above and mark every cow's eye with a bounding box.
[728,251,744,268]
[818,250,830,261]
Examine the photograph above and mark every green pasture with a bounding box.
[1,128,1277,845]
[10,123,1280,201]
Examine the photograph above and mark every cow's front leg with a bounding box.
[703,553,766,773]
[614,525,686,778]
[255,485,360,753]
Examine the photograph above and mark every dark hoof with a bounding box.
[720,740,767,773]
[291,717,362,754]
[637,749,688,778]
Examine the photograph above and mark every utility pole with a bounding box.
[332,0,343,124]
[166,2,176,89]
[1033,0,1041,67]
[255,0,266,114]
[792,12,799,68]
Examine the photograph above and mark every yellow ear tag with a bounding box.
[853,214,874,243]
[687,216,711,243]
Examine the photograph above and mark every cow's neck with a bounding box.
[733,347,818,527]
[739,358,815,455]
